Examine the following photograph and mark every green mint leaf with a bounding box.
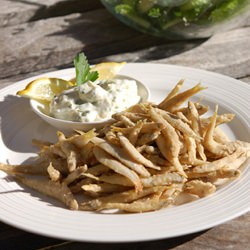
[88,71,99,82]
[73,52,98,86]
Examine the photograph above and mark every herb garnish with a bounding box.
[74,53,99,86]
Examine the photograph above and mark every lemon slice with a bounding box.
[17,77,74,102]
[91,61,126,80]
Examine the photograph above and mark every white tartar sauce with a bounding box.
[50,78,140,122]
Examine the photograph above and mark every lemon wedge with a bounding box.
[91,61,126,80]
[17,77,74,102]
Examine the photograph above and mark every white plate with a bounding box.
[0,63,249,243]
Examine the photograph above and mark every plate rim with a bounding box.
[0,63,249,243]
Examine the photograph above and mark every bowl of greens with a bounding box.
[101,0,250,39]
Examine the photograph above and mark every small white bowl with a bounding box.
[30,75,150,132]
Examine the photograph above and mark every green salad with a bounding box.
[102,0,250,36]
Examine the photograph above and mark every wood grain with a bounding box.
[1,212,249,250]
[174,213,250,250]
[0,9,165,78]
[99,26,250,79]
[153,27,250,78]
[0,1,249,250]
[0,0,102,27]
[1,2,249,79]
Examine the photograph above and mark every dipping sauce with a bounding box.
[50,78,141,122]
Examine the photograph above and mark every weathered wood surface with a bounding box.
[0,0,103,27]
[1,213,249,250]
[0,1,250,250]
[0,7,164,78]
[101,26,250,79]
[1,1,250,80]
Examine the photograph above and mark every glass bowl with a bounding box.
[101,0,250,39]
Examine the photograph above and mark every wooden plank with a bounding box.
[240,76,250,83]
[3,14,249,80]
[173,212,250,250]
[0,213,249,249]
[0,0,102,27]
[153,26,250,78]
[100,26,250,79]
[0,69,249,92]
[0,9,164,79]
[1,3,249,79]
[92,39,205,64]
[0,50,249,90]
[0,222,63,250]
[0,68,59,89]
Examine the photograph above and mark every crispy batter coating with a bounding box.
[1,80,249,213]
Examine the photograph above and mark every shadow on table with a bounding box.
[0,226,208,250]
[10,0,103,21]
[11,0,206,64]
[51,14,206,63]
[75,230,207,249]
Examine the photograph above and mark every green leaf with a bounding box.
[88,71,99,82]
[73,53,98,86]
[148,7,161,18]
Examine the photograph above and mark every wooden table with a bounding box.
[0,1,249,249]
